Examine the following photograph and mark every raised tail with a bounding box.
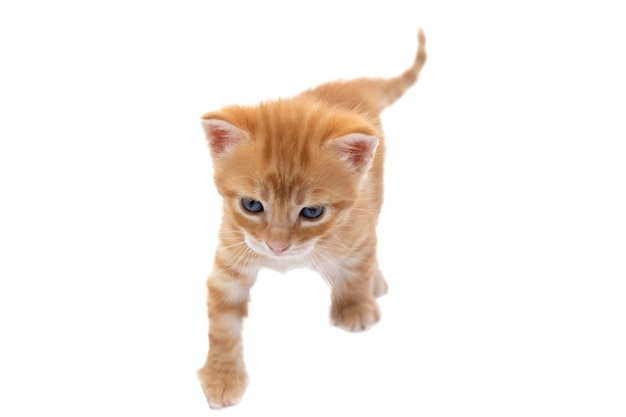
[375,28,427,111]
[300,29,427,114]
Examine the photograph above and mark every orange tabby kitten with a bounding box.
[198,29,427,408]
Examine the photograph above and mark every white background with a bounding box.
[1,1,625,416]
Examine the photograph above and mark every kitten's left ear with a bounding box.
[326,133,379,173]
[201,117,250,158]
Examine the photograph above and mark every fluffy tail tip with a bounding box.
[416,28,427,66]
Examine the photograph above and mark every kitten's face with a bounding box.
[203,102,379,259]
[216,149,358,259]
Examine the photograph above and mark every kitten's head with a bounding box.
[201,99,380,259]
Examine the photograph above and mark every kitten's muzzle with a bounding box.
[266,241,291,255]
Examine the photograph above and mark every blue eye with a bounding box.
[242,198,264,213]
[300,206,324,220]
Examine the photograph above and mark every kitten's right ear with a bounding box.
[201,117,250,158]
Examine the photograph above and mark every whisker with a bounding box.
[306,251,346,303]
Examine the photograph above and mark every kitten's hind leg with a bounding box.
[371,261,388,297]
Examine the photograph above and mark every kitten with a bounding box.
[198,29,427,408]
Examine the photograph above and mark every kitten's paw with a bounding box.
[197,365,248,409]
[331,299,380,332]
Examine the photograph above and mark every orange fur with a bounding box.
[198,29,427,409]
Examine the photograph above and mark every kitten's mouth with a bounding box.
[266,242,291,256]
[244,235,311,258]
[259,244,304,258]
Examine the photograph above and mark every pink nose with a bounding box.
[266,241,291,254]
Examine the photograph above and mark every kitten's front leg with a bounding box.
[325,250,385,332]
[197,263,256,409]
[331,281,381,332]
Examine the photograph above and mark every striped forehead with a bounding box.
[259,126,313,169]
[259,172,307,204]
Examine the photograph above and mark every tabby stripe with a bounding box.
[208,283,249,317]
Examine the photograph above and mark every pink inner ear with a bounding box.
[332,133,379,171]
[202,119,247,156]
[208,125,234,154]
[340,138,373,166]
